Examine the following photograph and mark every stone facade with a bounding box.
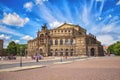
[27,23,104,56]
[0,39,3,55]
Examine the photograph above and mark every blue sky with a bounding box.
[0,0,120,47]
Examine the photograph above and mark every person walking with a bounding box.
[36,53,39,62]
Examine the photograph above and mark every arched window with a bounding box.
[91,48,95,56]
[50,40,53,45]
[55,39,58,45]
[60,49,63,56]
[86,38,89,44]
[65,49,68,56]
[40,34,44,44]
[70,49,74,56]
[65,39,68,45]
[40,49,43,55]
[55,49,58,56]
[60,39,63,45]
[48,49,53,56]
[70,39,73,45]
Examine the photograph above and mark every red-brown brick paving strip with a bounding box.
[0,56,120,80]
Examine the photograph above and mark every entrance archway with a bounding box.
[60,49,63,56]
[91,48,95,56]
[70,49,73,56]
[48,49,53,56]
[65,49,68,56]
[55,49,58,56]
[39,49,43,55]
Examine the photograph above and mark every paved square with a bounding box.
[0,56,120,80]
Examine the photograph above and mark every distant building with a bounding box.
[0,39,3,55]
[27,23,104,56]
[103,46,109,55]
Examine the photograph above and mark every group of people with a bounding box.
[31,54,43,62]
[0,55,16,60]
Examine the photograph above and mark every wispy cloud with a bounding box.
[99,0,105,16]
[49,21,63,29]
[116,0,120,5]
[35,0,48,5]
[34,0,76,29]
[37,4,56,23]
[0,34,11,48]
[96,0,103,2]
[21,35,33,41]
[101,24,114,33]
[0,25,24,36]
[0,4,12,13]
[0,34,11,40]
[62,0,73,23]
[1,12,29,27]
[81,5,90,25]
[1,0,119,46]
[23,2,33,12]
[97,35,117,45]
[13,39,20,43]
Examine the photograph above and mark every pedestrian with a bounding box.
[36,56,39,62]
[0,56,2,60]
[36,54,39,62]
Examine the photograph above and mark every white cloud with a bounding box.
[0,25,24,36]
[14,40,20,43]
[49,21,63,29]
[0,34,11,40]
[2,12,29,27]
[108,14,112,18]
[116,0,120,5]
[101,25,114,33]
[3,41,9,48]
[98,17,102,20]
[82,6,90,25]
[23,2,33,12]
[35,0,48,5]
[37,3,56,23]
[97,35,116,45]
[21,35,33,41]
[96,0,103,2]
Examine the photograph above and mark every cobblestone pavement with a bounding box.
[0,56,120,80]
[0,56,56,64]
[0,56,84,69]
[0,56,78,65]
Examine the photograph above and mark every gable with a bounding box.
[56,23,80,31]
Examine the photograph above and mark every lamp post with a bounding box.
[20,46,22,67]
[60,49,62,62]
[36,48,39,62]
[71,40,74,62]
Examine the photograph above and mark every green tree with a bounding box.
[7,41,17,55]
[7,41,27,56]
[16,44,20,55]
[107,41,120,55]
[19,44,27,56]
[113,41,120,55]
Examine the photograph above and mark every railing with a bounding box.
[0,56,88,69]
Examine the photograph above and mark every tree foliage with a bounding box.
[7,41,27,56]
[19,44,27,56]
[7,41,17,55]
[107,41,120,55]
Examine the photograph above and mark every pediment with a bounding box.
[51,23,86,32]
[57,23,74,29]
[56,23,80,31]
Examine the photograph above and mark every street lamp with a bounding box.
[71,40,74,62]
[60,49,62,62]
[20,46,22,67]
